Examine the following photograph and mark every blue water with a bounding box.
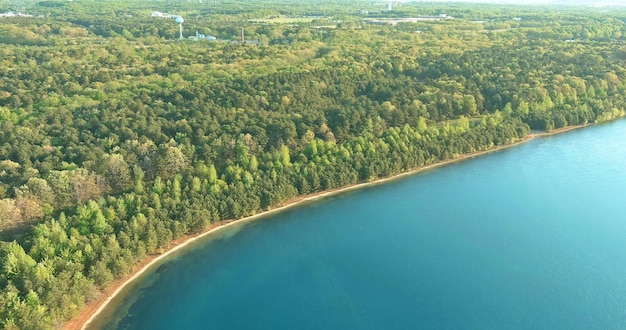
[97,120,626,330]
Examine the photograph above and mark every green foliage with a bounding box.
[279,145,291,167]
[0,1,625,328]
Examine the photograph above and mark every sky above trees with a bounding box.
[418,0,626,5]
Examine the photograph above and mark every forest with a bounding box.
[0,0,626,328]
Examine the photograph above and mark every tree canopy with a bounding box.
[0,1,625,328]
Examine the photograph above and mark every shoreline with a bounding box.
[69,123,590,330]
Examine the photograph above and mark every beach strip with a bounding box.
[69,124,590,330]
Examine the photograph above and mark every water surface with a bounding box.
[96,120,626,329]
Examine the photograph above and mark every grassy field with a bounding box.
[248,15,325,24]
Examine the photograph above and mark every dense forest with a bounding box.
[0,0,625,328]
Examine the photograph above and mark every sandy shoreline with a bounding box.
[69,124,590,330]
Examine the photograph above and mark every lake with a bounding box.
[93,119,626,329]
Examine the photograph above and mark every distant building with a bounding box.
[192,31,217,41]
[151,11,177,19]
[0,11,34,18]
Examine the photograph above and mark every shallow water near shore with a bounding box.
[95,119,626,329]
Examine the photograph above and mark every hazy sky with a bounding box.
[417,0,626,5]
